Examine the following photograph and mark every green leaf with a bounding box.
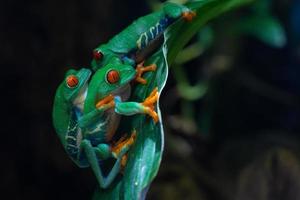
[93,0,252,199]
[93,48,167,200]
[236,16,287,48]
[166,0,253,65]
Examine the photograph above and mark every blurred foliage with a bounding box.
[235,15,286,48]
[163,0,287,137]
[94,1,252,199]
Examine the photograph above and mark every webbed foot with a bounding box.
[135,61,157,84]
[182,11,196,22]
[96,94,115,109]
[111,130,137,158]
[141,87,159,123]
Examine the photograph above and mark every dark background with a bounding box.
[1,0,300,199]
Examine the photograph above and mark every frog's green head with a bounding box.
[60,68,92,102]
[91,45,115,71]
[53,68,92,138]
[90,61,136,99]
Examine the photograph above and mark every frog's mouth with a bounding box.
[111,84,131,101]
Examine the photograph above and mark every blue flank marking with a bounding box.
[141,35,147,49]
[114,96,122,105]
[66,108,81,158]
[137,16,173,50]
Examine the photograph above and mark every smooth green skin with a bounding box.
[53,68,129,189]
[53,2,192,190]
[53,68,91,149]
[80,57,152,131]
[91,2,190,71]
[52,64,153,189]
[92,0,254,199]
[83,2,191,189]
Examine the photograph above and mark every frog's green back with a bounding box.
[103,12,164,54]
[52,85,70,147]
[53,68,92,147]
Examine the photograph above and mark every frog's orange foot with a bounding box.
[182,11,196,22]
[96,94,115,109]
[111,130,137,157]
[141,87,159,123]
[135,61,157,84]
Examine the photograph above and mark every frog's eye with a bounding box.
[66,75,79,88]
[93,50,103,61]
[106,70,120,84]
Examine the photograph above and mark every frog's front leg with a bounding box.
[78,95,115,129]
[113,87,159,123]
[111,130,136,157]
[111,130,137,171]
[135,61,157,84]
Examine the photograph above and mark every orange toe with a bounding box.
[96,94,115,108]
[141,87,159,123]
[182,11,196,22]
[111,130,137,156]
[135,62,157,84]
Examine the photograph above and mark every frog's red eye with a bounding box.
[66,75,79,88]
[93,50,103,60]
[106,70,120,84]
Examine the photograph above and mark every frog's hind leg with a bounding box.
[111,130,136,158]
[81,139,125,189]
[111,130,137,171]
[163,2,196,21]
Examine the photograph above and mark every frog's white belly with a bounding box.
[106,83,132,141]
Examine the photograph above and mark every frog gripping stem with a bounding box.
[111,130,137,157]
[141,87,159,123]
[52,1,199,194]
[135,61,157,85]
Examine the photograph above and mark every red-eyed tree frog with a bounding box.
[53,68,128,188]
[52,1,195,189]
[52,66,158,189]
[91,2,195,72]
